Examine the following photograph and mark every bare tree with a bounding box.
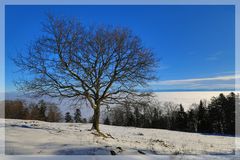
[46,103,62,122]
[14,15,157,134]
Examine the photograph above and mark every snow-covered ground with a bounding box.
[2,119,238,156]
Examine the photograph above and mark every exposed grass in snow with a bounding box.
[2,119,238,156]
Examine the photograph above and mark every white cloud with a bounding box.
[149,75,240,86]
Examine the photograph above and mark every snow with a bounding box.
[2,119,238,157]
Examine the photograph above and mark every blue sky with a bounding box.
[4,5,236,92]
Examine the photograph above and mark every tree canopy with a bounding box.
[14,14,157,133]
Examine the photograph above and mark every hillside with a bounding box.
[2,119,237,155]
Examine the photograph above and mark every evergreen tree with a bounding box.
[38,100,47,121]
[187,109,198,132]
[151,107,159,128]
[208,93,236,134]
[197,100,208,133]
[208,94,227,134]
[125,105,135,126]
[74,109,82,123]
[158,115,168,129]
[111,106,125,126]
[134,106,141,127]
[175,104,187,131]
[65,112,73,123]
[225,92,236,134]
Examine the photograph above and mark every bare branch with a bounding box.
[14,14,158,117]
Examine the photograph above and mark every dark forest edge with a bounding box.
[1,92,238,135]
[107,92,237,136]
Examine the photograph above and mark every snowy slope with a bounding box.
[2,119,238,156]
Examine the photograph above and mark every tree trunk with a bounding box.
[92,105,100,132]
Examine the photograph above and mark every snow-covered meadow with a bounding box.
[1,91,239,159]
[3,119,237,156]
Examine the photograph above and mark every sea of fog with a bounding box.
[153,91,236,109]
[1,91,237,119]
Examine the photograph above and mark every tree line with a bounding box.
[64,109,87,123]
[4,99,88,123]
[5,100,62,122]
[104,92,237,135]
[3,92,237,135]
